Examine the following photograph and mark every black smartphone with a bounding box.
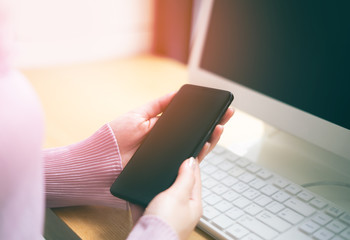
[110,84,233,207]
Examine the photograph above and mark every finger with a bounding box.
[207,124,224,152]
[191,159,202,202]
[139,91,177,120]
[197,125,224,162]
[146,115,161,131]
[190,160,202,220]
[170,158,196,198]
[219,107,235,125]
[197,142,210,163]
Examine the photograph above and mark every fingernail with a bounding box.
[188,157,196,170]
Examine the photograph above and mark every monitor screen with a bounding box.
[200,0,350,130]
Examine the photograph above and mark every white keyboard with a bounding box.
[199,145,350,240]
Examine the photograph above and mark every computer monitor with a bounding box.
[189,0,350,160]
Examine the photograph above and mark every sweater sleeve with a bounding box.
[127,215,179,240]
[44,123,127,209]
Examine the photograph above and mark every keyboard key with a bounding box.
[285,184,302,195]
[214,200,233,212]
[249,178,266,189]
[202,164,218,174]
[339,213,350,225]
[222,190,239,202]
[257,169,273,180]
[208,156,225,165]
[239,172,256,183]
[201,172,208,181]
[284,198,316,217]
[312,213,333,225]
[233,197,251,208]
[313,228,334,240]
[246,164,261,173]
[273,178,289,188]
[272,191,290,203]
[222,175,238,187]
[233,182,249,193]
[278,208,304,224]
[204,194,222,205]
[326,220,346,234]
[299,220,320,234]
[229,166,245,177]
[256,210,291,232]
[238,215,278,240]
[241,233,264,240]
[201,187,210,198]
[297,190,314,202]
[243,188,261,200]
[224,152,240,162]
[212,170,228,180]
[226,224,249,239]
[331,236,345,240]
[254,195,272,207]
[200,160,209,168]
[226,207,244,220]
[244,203,263,216]
[202,178,218,189]
[236,158,251,167]
[212,214,234,230]
[340,228,350,239]
[204,152,215,160]
[212,184,229,195]
[218,160,235,171]
[326,206,344,218]
[310,198,328,209]
[265,201,285,214]
[213,146,225,154]
[203,205,220,220]
[260,185,279,196]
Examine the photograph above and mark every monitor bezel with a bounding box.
[188,0,350,160]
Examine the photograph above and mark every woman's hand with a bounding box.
[109,92,234,168]
[145,157,202,240]
[109,92,176,168]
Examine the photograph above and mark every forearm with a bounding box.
[44,124,126,209]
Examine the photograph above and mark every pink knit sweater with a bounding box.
[0,69,178,240]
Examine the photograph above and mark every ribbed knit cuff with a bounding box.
[127,215,179,240]
[44,124,126,209]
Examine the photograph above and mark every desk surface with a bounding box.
[22,55,213,240]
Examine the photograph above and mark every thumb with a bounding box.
[170,157,197,198]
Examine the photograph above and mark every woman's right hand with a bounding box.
[144,157,202,240]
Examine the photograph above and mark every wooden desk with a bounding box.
[22,55,213,240]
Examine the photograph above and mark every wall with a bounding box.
[7,0,154,68]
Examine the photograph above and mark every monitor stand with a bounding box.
[219,109,350,212]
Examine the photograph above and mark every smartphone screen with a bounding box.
[110,84,233,207]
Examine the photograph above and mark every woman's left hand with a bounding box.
[110,92,233,167]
